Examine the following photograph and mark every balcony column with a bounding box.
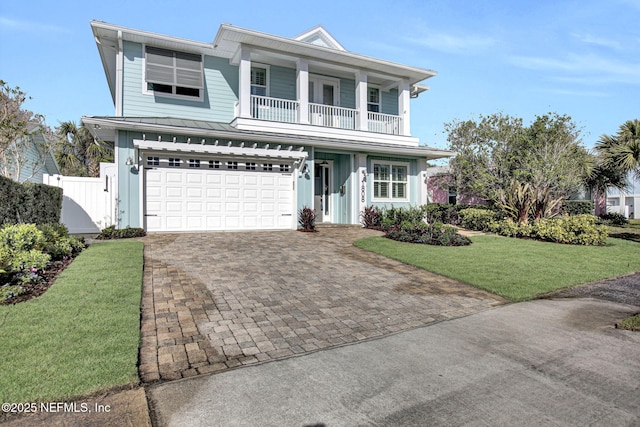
[398,79,411,136]
[297,59,309,124]
[355,71,368,131]
[238,47,252,118]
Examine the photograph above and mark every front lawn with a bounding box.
[354,235,640,302]
[0,240,144,402]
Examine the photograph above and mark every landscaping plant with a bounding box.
[0,223,85,302]
[298,206,316,231]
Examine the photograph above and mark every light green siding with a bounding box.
[381,88,399,116]
[270,65,296,100]
[121,41,238,122]
[116,130,141,228]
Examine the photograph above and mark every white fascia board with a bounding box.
[213,24,437,84]
[133,139,308,161]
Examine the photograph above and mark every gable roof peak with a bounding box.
[293,25,346,51]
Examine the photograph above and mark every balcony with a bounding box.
[248,95,402,136]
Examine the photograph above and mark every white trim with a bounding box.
[251,63,270,97]
[308,74,340,105]
[132,139,308,161]
[115,30,123,116]
[371,160,410,202]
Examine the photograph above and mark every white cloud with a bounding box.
[571,32,623,51]
[508,53,640,85]
[0,17,70,34]
[404,30,497,54]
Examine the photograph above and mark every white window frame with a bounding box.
[143,44,204,101]
[372,161,409,202]
[251,64,270,97]
[367,86,380,113]
[308,74,340,105]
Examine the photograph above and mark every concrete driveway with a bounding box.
[139,227,505,382]
[148,298,640,426]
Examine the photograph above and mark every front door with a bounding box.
[314,162,331,223]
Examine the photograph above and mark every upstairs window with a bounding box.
[145,46,203,98]
[367,88,380,113]
[251,66,268,96]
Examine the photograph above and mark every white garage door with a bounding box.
[144,155,294,231]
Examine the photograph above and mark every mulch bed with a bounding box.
[0,257,75,305]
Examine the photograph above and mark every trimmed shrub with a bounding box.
[0,223,46,252]
[563,200,594,216]
[380,206,426,230]
[598,212,628,226]
[489,214,607,245]
[0,177,62,225]
[459,208,500,231]
[385,221,471,246]
[360,205,382,229]
[423,203,460,225]
[97,225,147,240]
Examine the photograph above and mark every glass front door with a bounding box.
[314,162,331,223]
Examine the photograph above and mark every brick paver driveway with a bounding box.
[139,227,505,382]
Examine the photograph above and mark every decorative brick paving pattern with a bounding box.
[139,227,505,382]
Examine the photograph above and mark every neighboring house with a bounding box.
[3,130,60,183]
[426,166,486,205]
[83,21,452,232]
[606,172,640,219]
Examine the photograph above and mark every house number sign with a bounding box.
[360,170,366,203]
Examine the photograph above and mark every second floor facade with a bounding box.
[91,21,437,147]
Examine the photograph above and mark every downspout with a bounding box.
[115,30,123,116]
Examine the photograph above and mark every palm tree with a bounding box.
[597,119,640,180]
[55,121,113,177]
[589,119,640,215]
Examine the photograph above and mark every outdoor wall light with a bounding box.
[125,157,134,166]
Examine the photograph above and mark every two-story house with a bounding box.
[83,21,452,232]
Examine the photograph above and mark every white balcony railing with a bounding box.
[251,95,299,123]
[308,103,356,130]
[367,111,401,135]
[247,95,402,135]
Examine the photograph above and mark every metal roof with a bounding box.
[82,116,453,160]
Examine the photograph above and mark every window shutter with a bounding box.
[146,47,175,85]
[175,51,203,89]
[146,46,203,89]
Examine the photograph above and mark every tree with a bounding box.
[55,121,113,177]
[596,119,640,180]
[447,112,592,222]
[0,80,55,182]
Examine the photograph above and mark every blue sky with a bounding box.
[1,0,638,153]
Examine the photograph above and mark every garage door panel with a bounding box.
[145,157,294,232]
[166,187,183,197]
[187,188,202,198]
[166,172,183,183]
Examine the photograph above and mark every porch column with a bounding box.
[356,153,368,217]
[398,79,411,136]
[417,159,428,205]
[238,47,252,118]
[297,59,309,125]
[355,71,368,131]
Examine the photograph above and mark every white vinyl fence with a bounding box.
[43,163,117,234]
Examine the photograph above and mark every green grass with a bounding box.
[617,313,640,331]
[608,221,640,243]
[0,240,144,402]
[354,235,640,302]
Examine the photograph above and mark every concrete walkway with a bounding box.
[148,298,640,426]
[139,227,504,382]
